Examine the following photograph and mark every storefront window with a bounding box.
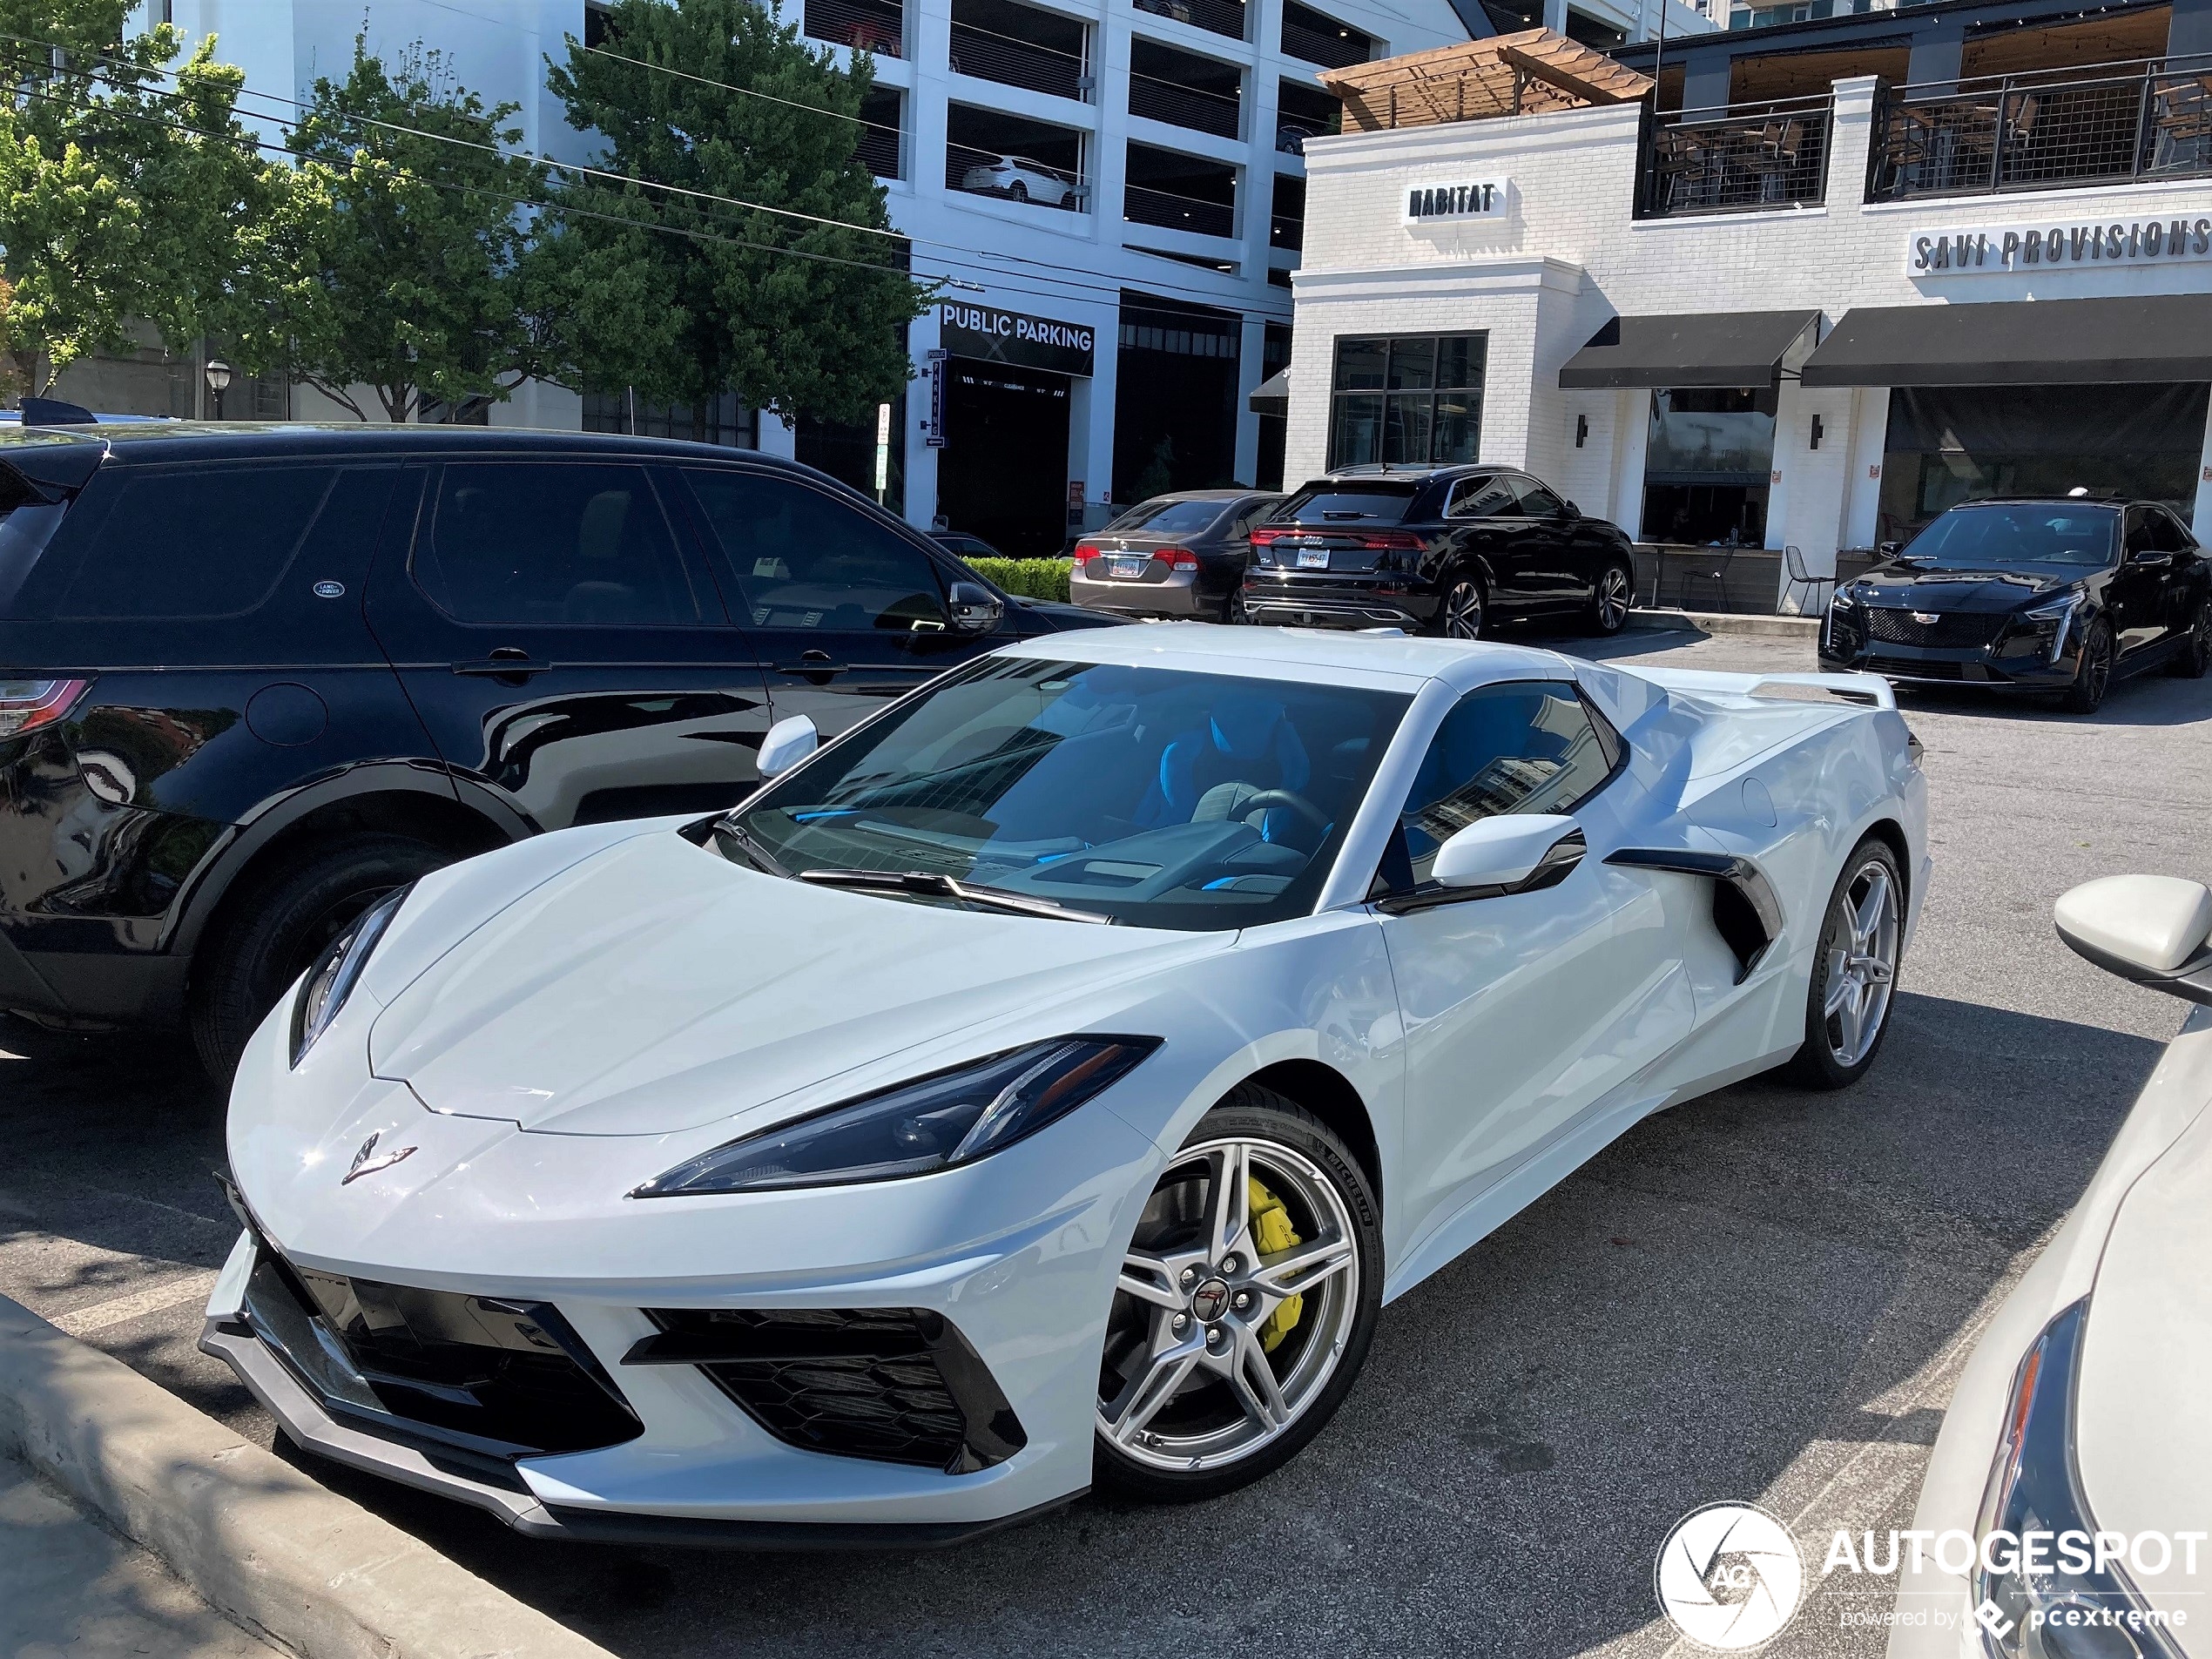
[1642,387,1777,546]
[1328,334,1485,469]
[1877,385,2210,543]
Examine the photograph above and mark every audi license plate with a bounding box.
[1109,556,1146,578]
[1297,548,1331,570]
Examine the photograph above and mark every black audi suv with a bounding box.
[1239,465,1637,638]
[1818,498,2211,713]
[0,422,1116,1077]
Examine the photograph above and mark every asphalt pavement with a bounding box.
[3,622,2208,1658]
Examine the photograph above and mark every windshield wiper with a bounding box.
[796,868,1116,924]
[715,821,791,879]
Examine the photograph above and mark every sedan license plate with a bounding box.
[1109,556,1147,578]
[1297,548,1331,570]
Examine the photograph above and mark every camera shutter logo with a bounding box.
[1654,1502,1806,1650]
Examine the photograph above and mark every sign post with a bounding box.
[873,401,892,504]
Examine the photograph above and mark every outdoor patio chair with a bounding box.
[1677,545,1738,613]
[1780,544,1833,616]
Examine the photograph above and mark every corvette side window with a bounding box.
[1393,683,1619,887]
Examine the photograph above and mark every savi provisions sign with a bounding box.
[1909,212,2212,275]
[1404,179,1509,225]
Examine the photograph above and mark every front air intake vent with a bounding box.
[627,1307,1027,1474]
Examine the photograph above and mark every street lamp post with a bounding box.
[204,359,233,421]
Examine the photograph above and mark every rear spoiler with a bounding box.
[1625,666,1897,711]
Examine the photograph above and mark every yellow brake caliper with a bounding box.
[1246,1177,1303,1352]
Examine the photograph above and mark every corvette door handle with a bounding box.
[1606,847,1784,985]
[452,651,550,679]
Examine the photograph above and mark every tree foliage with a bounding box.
[536,0,924,424]
[0,0,280,393]
[278,38,550,421]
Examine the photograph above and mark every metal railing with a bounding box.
[947,19,1090,102]
[1637,95,1832,217]
[1279,11,1371,71]
[1867,57,2212,200]
[1127,73,1241,138]
[1133,0,1249,41]
[945,142,1090,211]
[802,0,905,57]
[1124,181,1236,237]
[1269,210,1303,249]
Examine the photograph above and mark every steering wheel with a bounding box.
[1234,789,1332,839]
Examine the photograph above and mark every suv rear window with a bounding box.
[54,467,336,619]
[1272,484,1417,526]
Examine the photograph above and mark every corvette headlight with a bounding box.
[631,1036,1161,1197]
[1973,1300,2183,1658]
[290,885,411,1067]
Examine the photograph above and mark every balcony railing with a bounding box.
[948,18,1089,102]
[804,0,904,57]
[947,143,1090,212]
[1636,96,1832,218]
[1867,58,2212,200]
[1125,181,1236,237]
[1133,0,1248,42]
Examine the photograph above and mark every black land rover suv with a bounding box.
[0,423,1116,1077]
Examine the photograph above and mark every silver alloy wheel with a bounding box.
[1442,579,1485,640]
[1821,857,1900,1068]
[1596,565,1631,630]
[1098,1137,1359,1472]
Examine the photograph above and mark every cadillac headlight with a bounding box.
[290,885,411,1067]
[1973,1300,2184,1658]
[2018,591,2084,664]
[631,1036,1162,1197]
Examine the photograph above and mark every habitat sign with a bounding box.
[1909,213,2212,275]
[1404,179,1509,226]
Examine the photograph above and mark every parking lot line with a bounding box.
[50,1273,219,1339]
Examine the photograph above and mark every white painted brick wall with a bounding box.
[1287,75,2212,565]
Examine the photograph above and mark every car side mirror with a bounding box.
[1561,500,1580,519]
[1878,541,1902,558]
[948,580,1005,635]
[2054,874,2212,1004]
[757,714,819,779]
[1432,813,1584,891]
[2130,545,2173,567]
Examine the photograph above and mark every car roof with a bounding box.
[992,619,1574,693]
[1125,489,1272,503]
[1935,496,2133,509]
[0,420,812,469]
[1318,463,1498,483]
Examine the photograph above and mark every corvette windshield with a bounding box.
[1899,503,2119,570]
[729,658,1410,929]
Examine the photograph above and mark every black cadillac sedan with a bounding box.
[1819,498,2212,713]
[1238,465,1637,639]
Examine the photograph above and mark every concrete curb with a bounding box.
[0,1292,611,1659]
[1626,606,1821,638]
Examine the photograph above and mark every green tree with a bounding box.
[0,2,280,395]
[279,38,549,421]
[536,0,923,425]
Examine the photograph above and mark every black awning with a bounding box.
[1557,310,1819,390]
[1801,294,2212,388]
[1250,366,1291,416]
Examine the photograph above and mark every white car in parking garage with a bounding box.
[1890,874,2212,1659]
[203,625,1927,1544]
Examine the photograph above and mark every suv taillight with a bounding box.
[0,678,91,740]
[1356,530,1426,551]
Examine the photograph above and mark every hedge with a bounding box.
[966,556,1072,604]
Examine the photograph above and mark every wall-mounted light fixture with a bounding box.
[1575,415,1588,448]
[1809,414,1824,451]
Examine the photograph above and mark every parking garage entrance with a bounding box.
[934,300,1096,556]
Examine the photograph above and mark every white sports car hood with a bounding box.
[367,828,1230,1138]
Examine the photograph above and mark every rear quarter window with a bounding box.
[51,467,337,619]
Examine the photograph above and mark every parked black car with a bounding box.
[0,423,1119,1076]
[1818,498,2212,713]
[1240,465,1636,638]
[1069,489,1285,623]
[929,530,1004,562]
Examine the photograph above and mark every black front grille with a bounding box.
[1868,655,1967,680]
[631,1307,1026,1474]
[1862,608,2007,648]
[245,1251,642,1459]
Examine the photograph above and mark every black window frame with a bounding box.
[1327,332,1486,471]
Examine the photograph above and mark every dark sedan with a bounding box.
[1239,465,1636,639]
[1818,498,2212,713]
[1069,489,1284,622]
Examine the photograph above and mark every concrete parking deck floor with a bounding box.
[3,623,2208,1659]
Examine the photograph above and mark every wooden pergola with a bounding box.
[1320,29,1655,132]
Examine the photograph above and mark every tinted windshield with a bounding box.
[731,657,1409,930]
[1901,503,2119,570]
[1108,498,1229,536]
[1273,484,1417,526]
